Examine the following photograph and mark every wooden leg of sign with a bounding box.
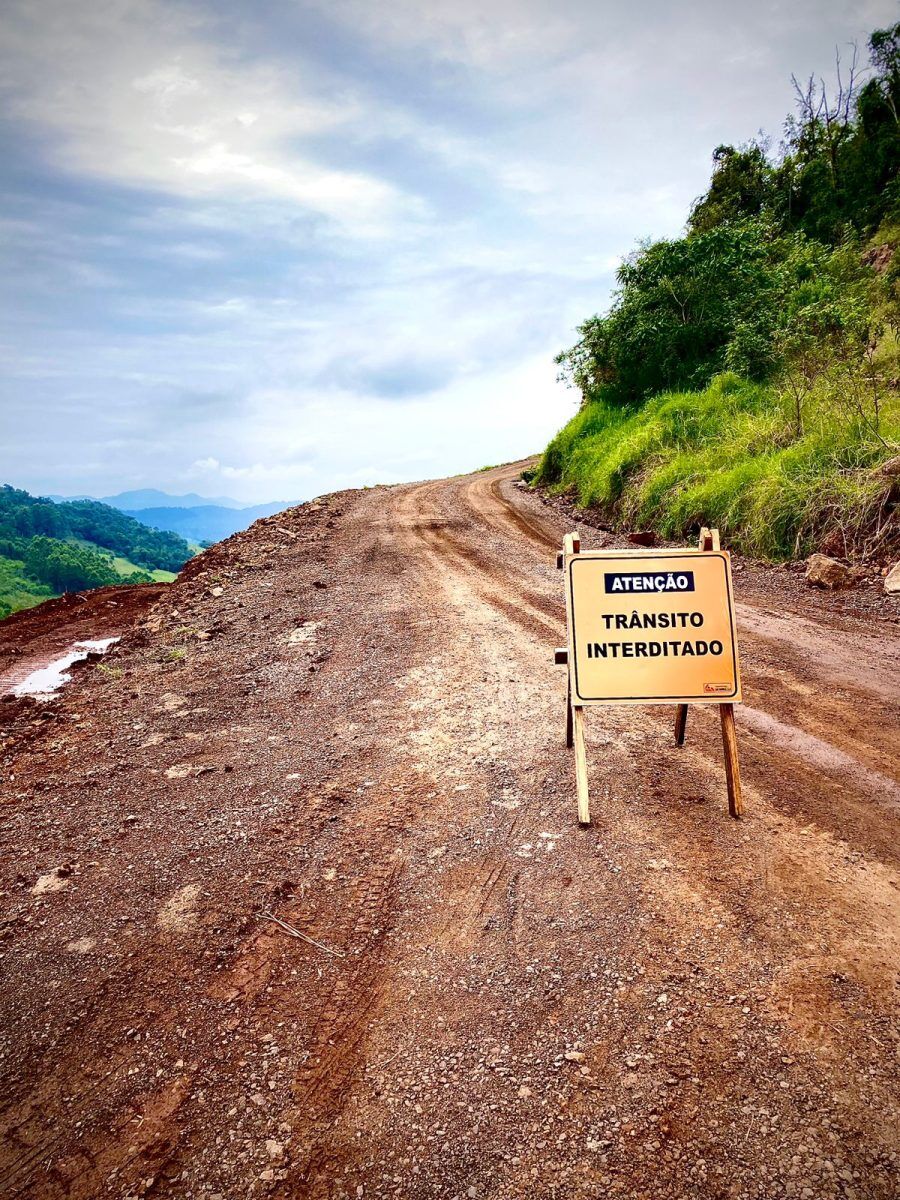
[573,705,591,826]
[719,703,743,818]
[566,675,574,748]
[674,703,688,747]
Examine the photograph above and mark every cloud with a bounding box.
[4,0,898,505]
[0,0,413,233]
[328,358,457,400]
[309,0,579,74]
[188,455,315,483]
[190,456,221,473]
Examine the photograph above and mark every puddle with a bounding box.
[10,638,119,699]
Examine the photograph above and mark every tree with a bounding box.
[0,486,192,574]
[688,141,774,235]
[790,45,860,189]
[868,23,900,127]
[556,221,793,403]
[556,23,899,414]
[23,537,120,592]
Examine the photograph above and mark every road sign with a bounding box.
[565,549,741,705]
[554,528,744,826]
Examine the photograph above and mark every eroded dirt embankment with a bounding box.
[0,471,898,1200]
[0,585,166,681]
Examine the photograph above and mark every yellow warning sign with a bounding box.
[565,549,741,705]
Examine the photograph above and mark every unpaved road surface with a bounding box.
[1,464,898,1199]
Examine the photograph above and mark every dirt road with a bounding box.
[1,464,898,1199]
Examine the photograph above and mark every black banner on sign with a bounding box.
[604,570,696,594]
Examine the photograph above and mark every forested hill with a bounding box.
[537,22,900,564]
[0,485,193,618]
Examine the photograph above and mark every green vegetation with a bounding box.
[72,540,177,583]
[540,375,899,560]
[554,222,880,412]
[95,662,124,680]
[109,556,175,583]
[22,536,126,591]
[0,485,191,572]
[0,485,191,617]
[539,24,900,560]
[0,557,53,620]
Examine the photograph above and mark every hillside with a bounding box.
[536,374,900,561]
[0,486,192,618]
[47,489,293,547]
[0,464,897,1197]
[538,23,900,563]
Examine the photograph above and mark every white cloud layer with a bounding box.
[0,0,409,232]
[2,0,897,502]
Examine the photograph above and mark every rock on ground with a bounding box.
[805,553,860,589]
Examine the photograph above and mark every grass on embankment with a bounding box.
[534,373,900,561]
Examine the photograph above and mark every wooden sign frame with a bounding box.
[554,528,743,826]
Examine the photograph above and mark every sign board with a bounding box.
[565,549,741,706]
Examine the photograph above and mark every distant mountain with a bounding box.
[48,489,245,509]
[103,489,245,510]
[41,490,295,544]
[123,502,292,544]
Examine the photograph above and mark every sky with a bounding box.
[1,0,895,504]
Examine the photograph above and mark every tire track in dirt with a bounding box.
[2,464,898,1199]
[390,464,900,998]
[463,467,900,845]
[381,466,900,1184]
[287,855,404,1188]
[324,466,899,1195]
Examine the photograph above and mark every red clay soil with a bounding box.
[0,466,898,1199]
[0,585,167,679]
